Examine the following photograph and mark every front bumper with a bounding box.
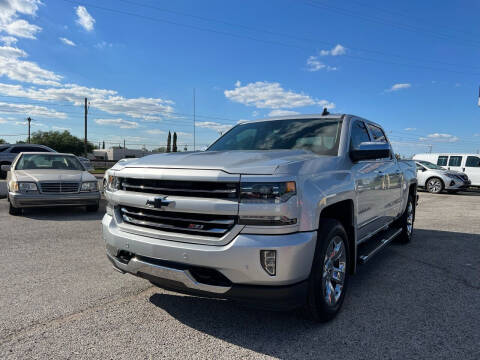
[103,214,316,308]
[9,191,101,208]
[444,179,471,190]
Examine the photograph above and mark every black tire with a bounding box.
[304,218,350,322]
[86,202,99,212]
[426,177,444,194]
[447,190,459,194]
[395,194,415,244]
[9,201,22,216]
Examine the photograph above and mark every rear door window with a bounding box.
[367,124,387,143]
[466,156,480,167]
[437,156,448,166]
[448,156,462,167]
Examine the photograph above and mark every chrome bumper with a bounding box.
[9,191,101,207]
[102,214,317,287]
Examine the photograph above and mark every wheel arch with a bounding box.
[425,176,444,192]
[319,199,356,274]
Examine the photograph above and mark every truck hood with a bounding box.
[122,150,320,175]
[14,170,95,182]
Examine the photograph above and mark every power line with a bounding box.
[60,0,480,76]
[115,0,480,71]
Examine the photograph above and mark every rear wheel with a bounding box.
[304,218,349,322]
[426,177,444,194]
[86,202,99,212]
[395,194,415,243]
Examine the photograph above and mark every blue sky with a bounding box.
[0,0,479,156]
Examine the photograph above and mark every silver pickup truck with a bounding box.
[103,113,417,321]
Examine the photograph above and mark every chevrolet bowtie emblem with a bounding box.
[146,196,172,209]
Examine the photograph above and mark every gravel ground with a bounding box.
[0,186,479,359]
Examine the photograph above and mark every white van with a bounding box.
[412,153,480,186]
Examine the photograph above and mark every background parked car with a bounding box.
[4,152,100,215]
[415,160,470,194]
[0,144,56,179]
[413,153,480,186]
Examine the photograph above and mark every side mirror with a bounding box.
[1,164,11,172]
[350,142,391,162]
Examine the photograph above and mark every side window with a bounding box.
[437,156,448,166]
[9,147,24,154]
[466,156,480,167]
[367,124,387,143]
[448,156,462,167]
[415,163,424,171]
[31,147,49,152]
[350,121,370,149]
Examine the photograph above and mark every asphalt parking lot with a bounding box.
[0,184,479,359]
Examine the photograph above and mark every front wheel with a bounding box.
[9,202,22,216]
[304,218,349,322]
[426,177,444,194]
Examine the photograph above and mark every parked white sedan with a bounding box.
[2,152,101,215]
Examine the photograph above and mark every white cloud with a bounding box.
[319,44,346,56]
[0,101,67,118]
[15,120,45,127]
[0,35,17,46]
[419,133,459,143]
[404,127,416,131]
[0,45,62,85]
[176,131,192,137]
[196,121,233,134]
[75,6,95,32]
[0,82,175,120]
[268,109,300,117]
[252,110,259,117]
[59,37,76,46]
[52,126,71,131]
[94,41,113,49]
[386,83,411,92]
[0,0,42,39]
[306,56,337,72]
[145,129,166,135]
[95,118,139,129]
[224,81,334,109]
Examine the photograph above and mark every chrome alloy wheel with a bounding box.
[406,201,414,236]
[427,178,442,193]
[322,236,346,306]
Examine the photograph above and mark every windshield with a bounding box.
[208,118,342,155]
[417,160,445,170]
[15,154,85,171]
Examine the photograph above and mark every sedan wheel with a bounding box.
[426,178,443,194]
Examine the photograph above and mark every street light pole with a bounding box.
[27,117,32,143]
[84,97,88,157]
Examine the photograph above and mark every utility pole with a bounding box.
[193,88,196,151]
[84,97,88,157]
[27,117,32,143]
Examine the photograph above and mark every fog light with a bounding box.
[260,250,277,276]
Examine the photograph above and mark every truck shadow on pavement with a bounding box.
[19,199,107,221]
[148,228,480,359]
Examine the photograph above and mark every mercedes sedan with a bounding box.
[2,152,101,215]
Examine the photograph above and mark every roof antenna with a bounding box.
[322,107,330,116]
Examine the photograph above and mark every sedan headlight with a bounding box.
[240,181,296,203]
[81,181,98,192]
[18,182,38,193]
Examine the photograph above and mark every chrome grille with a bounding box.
[39,182,80,193]
[120,206,237,237]
[119,178,238,200]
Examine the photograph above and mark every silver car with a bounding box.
[3,152,101,215]
[415,160,470,193]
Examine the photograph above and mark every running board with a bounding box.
[358,227,402,264]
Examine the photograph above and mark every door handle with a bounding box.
[462,167,465,172]
[374,170,383,174]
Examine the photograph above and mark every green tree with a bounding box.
[102,141,105,149]
[0,138,6,144]
[172,132,178,152]
[30,130,94,155]
[166,131,171,153]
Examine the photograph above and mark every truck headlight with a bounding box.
[81,181,98,192]
[106,175,121,192]
[240,181,296,203]
[18,182,38,193]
